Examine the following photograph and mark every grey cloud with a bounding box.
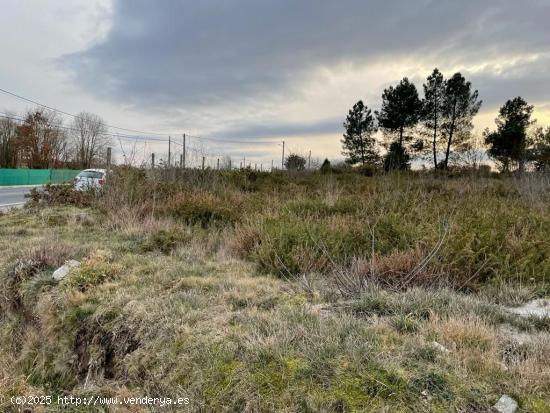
[62,0,550,109]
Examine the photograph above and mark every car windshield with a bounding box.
[78,171,104,179]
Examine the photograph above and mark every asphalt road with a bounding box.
[0,186,32,210]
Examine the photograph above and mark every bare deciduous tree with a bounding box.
[0,114,18,168]
[70,112,110,169]
[16,109,67,169]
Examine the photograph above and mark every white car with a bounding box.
[74,169,107,191]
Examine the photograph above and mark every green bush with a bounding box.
[172,197,239,228]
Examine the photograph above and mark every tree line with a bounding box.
[342,68,550,172]
[0,109,110,169]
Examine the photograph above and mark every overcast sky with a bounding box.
[1,0,549,166]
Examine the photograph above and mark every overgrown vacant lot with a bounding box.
[1,169,549,412]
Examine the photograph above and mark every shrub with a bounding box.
[320,159,332,174]
[141,229,189,254]
[27,184,92,207]
[355,163,376,177]
[171,195,239,228]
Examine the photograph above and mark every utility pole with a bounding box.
[151,153,155,169]
[182,134,186,168]
[281,141,285,169]
[308,150,311,170]
[106,147,112,169]
[271,159,274,171]
[217,158,220,170]
[281,140,285,169]
[168,136,171,167]
[180,154,183,167]
[202,157,205,170]
[229,159,232,170]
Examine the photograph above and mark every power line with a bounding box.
[0,113,168,143]
[0,87,175,137]
[0,86,282,145]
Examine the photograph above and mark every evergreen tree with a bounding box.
[441,73,481,169]
[532,127,550,171]
[284,153,307,171]
[320,158,332,174]
[485,97,534,172]
[383,142,410,171]
[376,78,422,169]
[342,100,378,165]
[377,77,422,147]
[421,68,445,169]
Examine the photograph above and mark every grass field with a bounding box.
[1,169,549,412]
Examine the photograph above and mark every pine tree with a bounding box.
[441,73,481,169]
[485,97,534,172]
[376,78,422,170]
[377,78,422,147]
[342,100,378,165]
[421,68,445,169]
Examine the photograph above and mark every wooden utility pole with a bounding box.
[217,158,220,170]
[106,147,112,169]
[151,153,155,169]
[229,159,232,170]
[308,150,311,170]
[281,140,285,169]
[182,134,186,168]
[168,136,171,167]
[202,157,205,170]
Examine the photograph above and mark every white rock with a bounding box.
[430,341,450,353]
[507,299,550,319]
[494,395,518,413]
[52,260,80,281]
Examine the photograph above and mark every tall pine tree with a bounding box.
[421,68,445,169]
[342,100,378,165]
[441,73,481,169]
[485,97,534,172]
[376,78,422,169]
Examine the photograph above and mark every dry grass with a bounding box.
[0,170,549,412]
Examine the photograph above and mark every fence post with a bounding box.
[106,147,112,169]
[182,134,186,168]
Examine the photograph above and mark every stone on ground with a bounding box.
[52,260,80,281]
[493,395,518,413]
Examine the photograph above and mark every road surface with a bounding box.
[0,186,32,211]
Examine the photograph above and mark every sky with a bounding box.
[1,0,549,167]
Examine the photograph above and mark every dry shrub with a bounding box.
[351,248,437,287]
[333,247,449,297]
[27,244,81,269]
[513,172,550,208]
[429,316,499,377]
[229,223,263,257]
[27,184,93,207]
[504,334,550,393]
[1,244,81,315]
